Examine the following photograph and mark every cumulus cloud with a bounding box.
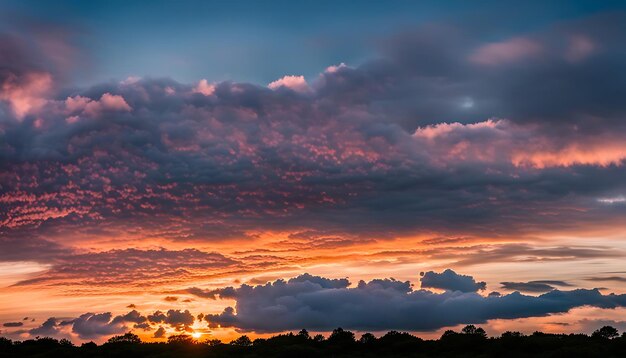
[29,318,62,336]
[192,79,215,96]
[69,313,128,339]
[23,310,149,340]
[199,272,626,332]
[147,309,194,330]
[420,269,486,292]
[64,92,131,119]
[268,75,311,93]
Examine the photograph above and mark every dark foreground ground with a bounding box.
[2,326,626,357]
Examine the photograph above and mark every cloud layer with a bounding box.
[2,13,626,251]
[199,271,626,332]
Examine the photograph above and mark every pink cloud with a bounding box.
[565,35,595,62]
[413,119,500,140]
[193,79,215,96]
[325,63,348,73]
[414,119,626,168]
[65,93,131,118]
[470,37,542,65]
[0,72,53,119]
[268,75,311,93]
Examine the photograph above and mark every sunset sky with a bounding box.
[2,0,626,343]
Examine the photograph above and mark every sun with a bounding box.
[191,332,202,339]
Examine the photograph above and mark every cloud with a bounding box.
[500,280,572,293]
[469,37,542,65]
[14,248,237,287]
[69,313,128,339]
[268,75,311,93]
[29,318,62,336]
[420,269,486,292]
[2,322,23,327]
[147,309,194,330]
[64,92,131,118]
[200,272,626,332]
[0,71,53,118]
[193,79,215,96]
[2,13,626,275]
[153,326,166,338]
[585,276,626,283]
[24,310,149,340]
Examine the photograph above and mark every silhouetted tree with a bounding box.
[204,338,222,346]
[230,335,252,346]
[167,334,195,344]
[312,334,325,342]
[328,327,356,345]
[3,326,626,357]
[0,337,12,349]
[359,332,377,344]
[441,329,457,339]
[592,326,619,340]
[462,324,487,338]
[107,332,141,344]
[501,331,523,338]
[297,328,310,340]
[81,341,97,349]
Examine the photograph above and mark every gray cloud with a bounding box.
[586,276,626,283]
[420,269,486,292]
[2,322,23,327]
[24,310,150,340]
[500,280,573,293]
[69,313,127,339]
[0,13,625,251]
[153,326,166,338]
[29,318,61,336]
[199,271,626,333]
[147,309,194,330]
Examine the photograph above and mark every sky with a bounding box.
[1,0,626,344]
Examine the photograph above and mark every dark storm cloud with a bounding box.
[420,269,486,292]
[1,12,626,255]
[200,271,626,333]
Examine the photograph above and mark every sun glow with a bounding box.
[191,332,202,339]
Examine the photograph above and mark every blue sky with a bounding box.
[2,0,624,85]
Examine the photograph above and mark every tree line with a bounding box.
[1,325,625,357]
